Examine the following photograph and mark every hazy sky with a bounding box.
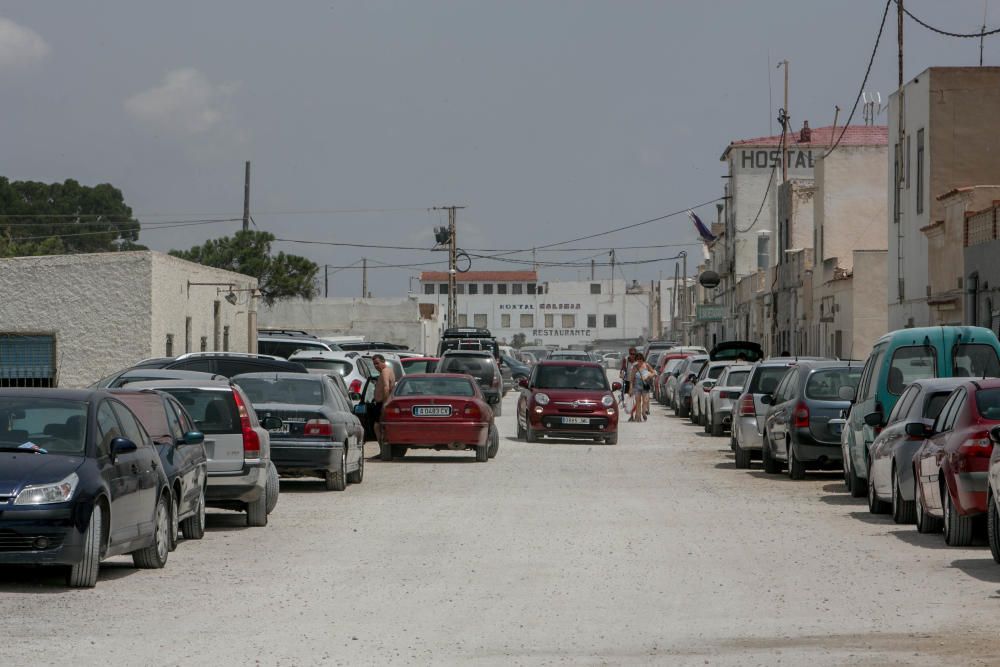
[2,1,997,296]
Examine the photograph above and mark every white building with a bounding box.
[416,271,654,347]
[0,251,257,388]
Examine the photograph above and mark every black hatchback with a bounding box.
[436,351,503,415]
[0,389,173,587]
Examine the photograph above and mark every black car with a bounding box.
[112,390,209,548]
[0,389,173,588]
[501,354,530,383]
[127,352,308,378]
[233,373,366,491]
[436,351,503,415]
[91,369,226,389]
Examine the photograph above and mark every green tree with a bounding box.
[170,230,319,305]
[511,333,527,349]
[0,177,143,257]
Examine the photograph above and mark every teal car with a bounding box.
[841,326,1000,498]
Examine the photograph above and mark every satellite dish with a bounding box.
[699,271,720,289]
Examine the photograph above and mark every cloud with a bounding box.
[0,17,49,69]
[125,68,239,136]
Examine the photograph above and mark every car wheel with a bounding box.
[788,445,806,480]
[180,484,206,540]
[133,493,170,569]
[711,415,723,437]
[678,401,689,419]
[476,443,489,462]
[168,493,179,552]
[867,461,888,513]
[989,493,1000,564]
[915,478,942,534]
[67,504,102,588]
[487,425,499,459]
[734,443,751,469]
[347,442,365,483]
[493,400,502,417]
[605,432,618,445]
[943,483,973,547]
[325,450,348,491]
[526,425,538,443]
[391,445,408,458]
[516,412,526,440]
[891,465,915,524]
[265,461,280,514]
[379,441,393,462]
[761,434,781,474]
[848,455,866,498]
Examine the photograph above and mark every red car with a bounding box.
[516,361,621,445]
[401,356,440,374]
[379,373,498,462]
[912,379,1000,545]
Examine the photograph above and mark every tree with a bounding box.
[170,230,319,305]
[0,177,143,257]
[511,333,527,349]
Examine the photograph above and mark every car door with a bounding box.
[767,370,797,458]
[849,344,886,476]
[110,400,160,537]
[870,385,916,494]
[919,389,964,513]
[96,401,138,546]
[163,396,203,519]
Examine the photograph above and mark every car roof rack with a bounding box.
[257,329,318,338]
[442,327,493,338]
[174,352,286,361]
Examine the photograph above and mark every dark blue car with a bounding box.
[0,389,173,587]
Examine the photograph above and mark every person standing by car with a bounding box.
[372,354,396,443]
[620,348,637,405]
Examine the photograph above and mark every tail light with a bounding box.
[463,402,482,419]
[702,385,711,393]
[793,402,810,428]
[304,419,333,437]
[349,379,362,395]
[491,373,500,387]
[959,431,992,453]
[958,431,993,471]
[231,388,260,461]
[738,394,756,417]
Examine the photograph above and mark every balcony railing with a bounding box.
[965,208,998,247]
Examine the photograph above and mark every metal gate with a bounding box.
[0,334,56,388]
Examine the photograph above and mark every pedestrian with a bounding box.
[630,353,653,422]
[619,347,636,405]
[371,354,396,444]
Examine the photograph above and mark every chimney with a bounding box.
[799,120,812,143]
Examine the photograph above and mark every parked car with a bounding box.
[356,352,404,385]
[126,379,276,526]
[127,352,309,378]
[436,350,503,416]
[709,341,764,363]
[437,327,499,359]
[911,379,1000,544]
[500,354,531,384]
[690,361,734,426]
[732,359,806,469]
[657,354,691,405]
[288,350,375,402]
[91,368,226,389]
[516,361,621,445]
[0,389,172,587]
[760,361,862,479]
[112,389,209,547]
[602,352,622,370]
[672,355,709,418]
[643,340,681,359]
[866,378,965,523]
[257,329,337,358]
[842,326,1000,498]
[376,373,499,461]
[520,346,552,362]
[338,341,409,351]
[548,350,594,362]
[987,427,1000,563]
[705,364,753,436]
[516,350,539,366]
[401,356,441,375]
[233,373,365,491]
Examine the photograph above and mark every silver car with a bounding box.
[289,350,375,403]
[691,361,734,427]
[706,364,753,437]
[732,360,799,468]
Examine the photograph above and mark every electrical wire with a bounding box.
[0,219,238,242]
[895,0,1000,38]
[735,131,785,234]
[0,217,241,227]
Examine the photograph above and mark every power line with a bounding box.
[0,216,240,226]
[0,219,239,242]
[894,0,1000,38]
[735,130,785,234]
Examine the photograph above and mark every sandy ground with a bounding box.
[3,391,1000,666]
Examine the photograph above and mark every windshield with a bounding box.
[707,365,727,380]
[805,368,863,401]
[749,366,790,395]
[297,359,353,376]
[724,369,751,388]
[953,344,1000,378]
[158,389,239,434]
[534,365,609,391]
[0,398,88,455]
[237,377,325,405]
[394,377,475,397]
[976,388,1000,420]
[402,359,437,374]
[438,356,496,384]
[888,346,937,394]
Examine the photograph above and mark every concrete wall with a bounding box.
[850,250,888,358]
[965,230,1000,332]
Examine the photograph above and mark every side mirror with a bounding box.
[760,394,772,405]
[863,411,883,428]
[181,431,205,446]
[838,386,857,402]
[110,437,137,459]
[262,416,284,431]
[518,378,529,389]
[353,404,367,415]
[991,425,1000,444]
[905,422,931,439]
[612,381,622,391]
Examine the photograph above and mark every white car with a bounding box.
[690,361,734,427]
[288,350,375,402]
[705,364,753,436]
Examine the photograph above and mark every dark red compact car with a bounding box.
[912,379,1000,545]
[516,361,621,445]
[401,357,440,375]
[378,374,498,462]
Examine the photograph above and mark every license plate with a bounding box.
[830,422,843,435]
[562,417,590,425]
[413,406,452,417]
[268,423,289,435]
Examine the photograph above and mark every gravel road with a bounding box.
[4,391,1000,665]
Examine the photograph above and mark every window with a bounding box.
[520,314,534,328]
[757,233,770,271]
[223,326,230,352]
[497,284,508,295]
[439,284,449,295]
[111,401,147,447]
[887,385,916,424]
[975,388,1000,420]
[805,368,862,401]
[0,333,56,388]
[200,336,208,352]
[457,314,468,327]
[587,314,597,328]
[473,313,488,328]
[561,314,576,328]
[96,402,122,458]
[936,389,966,433]
[483,284,494,295]
[512,284,523,295]
[887,345,936,395]
[185,317,192,353]
[905,134,911,189]
[893,142,901,224]
[598,314,615,329]
[468,284,478,295]
[590,283,601,295]
[501,314,511,328]
[213,301,221,350]
[544,314,554,328]
[860,344,887,401]
[166,333,174,357]
[952,343,1000,378]
[527,283,536,295]
[424,283,434,295]
[456,284,465,295]
[916,128,925,215]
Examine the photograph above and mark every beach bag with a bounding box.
[623,394,635,414]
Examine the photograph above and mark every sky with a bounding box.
[2,1,998,296]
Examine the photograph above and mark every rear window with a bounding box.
[237,377,325,406]
[976,388,1000,420]
[888,346,937,394]
[437,356,496,383]
[923,391,952,420]
[258,339,328,359]
[953,344,1000,378]
[707,365,727,380]
[805,368,862,401]
[395,377,475,397]
[687,359,707,377]
[725,369,750,388]
[157,389,239,434]
[664,359,684,373]
[748,366,791,395]
[297,359,354,376]
[115,394,170,439]
[402,359,436,374]
[534,365,609,391]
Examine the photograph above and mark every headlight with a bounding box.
[14,472,79,505]
[535,392,550,406]
[601,394,614,407]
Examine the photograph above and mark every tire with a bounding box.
[788,445,806,480]
[487,426,499,459]
[493,400,502,417]
[526,425,538,443]
[867,462,889,514]
[391,445,408,458]
[989,493,1000,564]
[891,466,915,524]
[180,484,206,540]
[133,493,170,569]
[379,441,393,462]
[678,401,689,419]
[703,413,712,434]
[265,461,280,515]
[761,435,781,474]
[476,443,488,462]
[734,444,751,469]
[325,449,347,491]
[168,493,179,552]
[516,413,526,440]
[943,483,973,547]
[347,443,364,484]
[711,415,723,437]
[67,504,102,588]
[915,480,942,534]
[605,432,618,445]
[849,456,867,498]
[246,492,268,527]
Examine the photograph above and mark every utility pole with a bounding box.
[590,259,595,281]
[897,0,906,303]
[681,251,688,344]
[432,206,465,327]
[610,249,616,295]
[778,60,789,183]
[672,262,680,340]
[242,161,251,232]
[324,265,329,298]
[362,258,368,298]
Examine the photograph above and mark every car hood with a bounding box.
[0,452,84,496]
[532,388,612,401]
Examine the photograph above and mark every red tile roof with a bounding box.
[721,125,888,159]
[420,270,538,282]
